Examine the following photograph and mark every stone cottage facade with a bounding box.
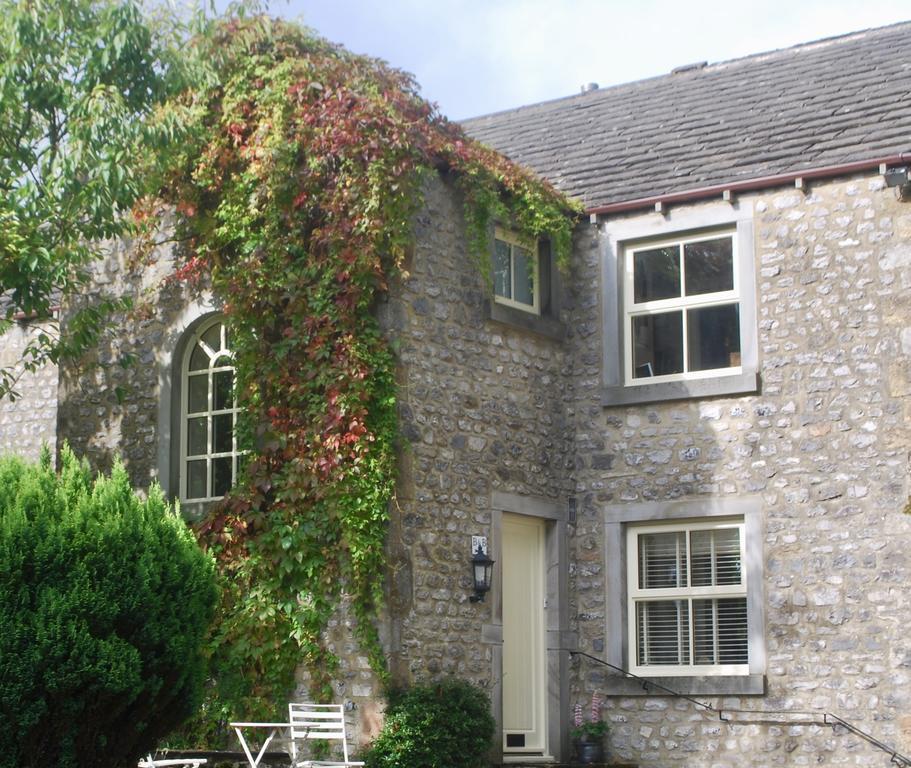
[5,19,911,768]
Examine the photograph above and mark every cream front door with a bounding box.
[501,513,547,756]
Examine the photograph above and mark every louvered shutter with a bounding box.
[628,520,748,675]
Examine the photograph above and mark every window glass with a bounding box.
[632,311,683,378]
[187,417,207,455]
[686,304,740,372]
[202,323,222,353]
[636,599,691,666]
[693,598,748,664]
[494,239,511,300]
[213,370,234,411]
[634,246,680,303]
[187,375,208,413]
[512,245,535,306]
[684,237,734,296]
[212,457,233,497]
[638,531,687,589]
[189,344,209,371]
[213,414,233,453]
[690,527,742,587]
[187,460,207,499]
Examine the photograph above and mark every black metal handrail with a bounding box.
[563,649,911,767]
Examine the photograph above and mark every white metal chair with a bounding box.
[288,703,364,767]
[138,756,207,768]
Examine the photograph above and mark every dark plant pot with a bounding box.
[574,737,605,764]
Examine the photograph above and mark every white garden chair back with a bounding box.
[288,703,364,767]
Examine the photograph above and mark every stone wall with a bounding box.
[362,173,574,726]
[57,228,213,495]
[566,173,911,767]
[0,322,58,460]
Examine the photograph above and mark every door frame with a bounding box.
[481,491,575,763]
[501,513,547,755]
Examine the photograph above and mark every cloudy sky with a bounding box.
[258,1,909,120]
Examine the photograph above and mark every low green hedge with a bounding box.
[363,678,495,768]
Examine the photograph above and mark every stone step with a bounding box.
[498,763,637,768]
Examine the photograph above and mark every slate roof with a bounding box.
[461,22,911,211]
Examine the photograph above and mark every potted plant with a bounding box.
[571,693,608,764]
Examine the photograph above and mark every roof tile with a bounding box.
[462,22,911,209]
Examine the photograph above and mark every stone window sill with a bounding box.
[602,369,758,407]
[605,673,765,697]
[486,300,565,341]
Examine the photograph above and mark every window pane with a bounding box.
[636,600,690,666]
[633,246,680,303]
[690,528,742,587]
[187,417,207,456]
[632,311,683,378]
[684,237,733,296]
[189,342,209,371]
[187,374,209,413]
[693,598,748,665]
[212,457,233,497]
[638,531,688,589]
[213,370,234,410]
[187,460,207,500]
[512,245,535,306]
[687,304,740,372]
[202,322,222,353]
[213,414,233,454]
[494,239,511,299]
[716,598,749,664]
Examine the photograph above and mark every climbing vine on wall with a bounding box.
[151,16,577,732]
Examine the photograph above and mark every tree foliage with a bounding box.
[0,0,213,398]
[0,446,219,768]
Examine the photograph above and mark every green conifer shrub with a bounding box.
[0,446,218,768]
[363,679,496,768]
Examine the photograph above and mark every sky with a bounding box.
[253,0,910,121]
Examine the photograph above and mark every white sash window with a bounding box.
[493,227,540,314]
[627,518,748,676]
[625,232,742,385]
[180,318,240,504]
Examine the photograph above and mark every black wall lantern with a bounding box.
[470,536,494,603]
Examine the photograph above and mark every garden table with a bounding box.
[230,722,292,768]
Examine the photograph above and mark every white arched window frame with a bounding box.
[179,317,240,505]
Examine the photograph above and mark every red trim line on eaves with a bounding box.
[585,153,911,217]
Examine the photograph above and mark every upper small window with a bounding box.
[625,232,741,385]
[627,518,748,677]
[493,227,539,314]
[180,318,240,505]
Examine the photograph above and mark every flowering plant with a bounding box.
[570,693,608,741]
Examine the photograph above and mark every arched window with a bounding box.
[180,317,239,504]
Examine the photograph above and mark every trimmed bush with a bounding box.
[0,446,219,768]
[363,678,496,768]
